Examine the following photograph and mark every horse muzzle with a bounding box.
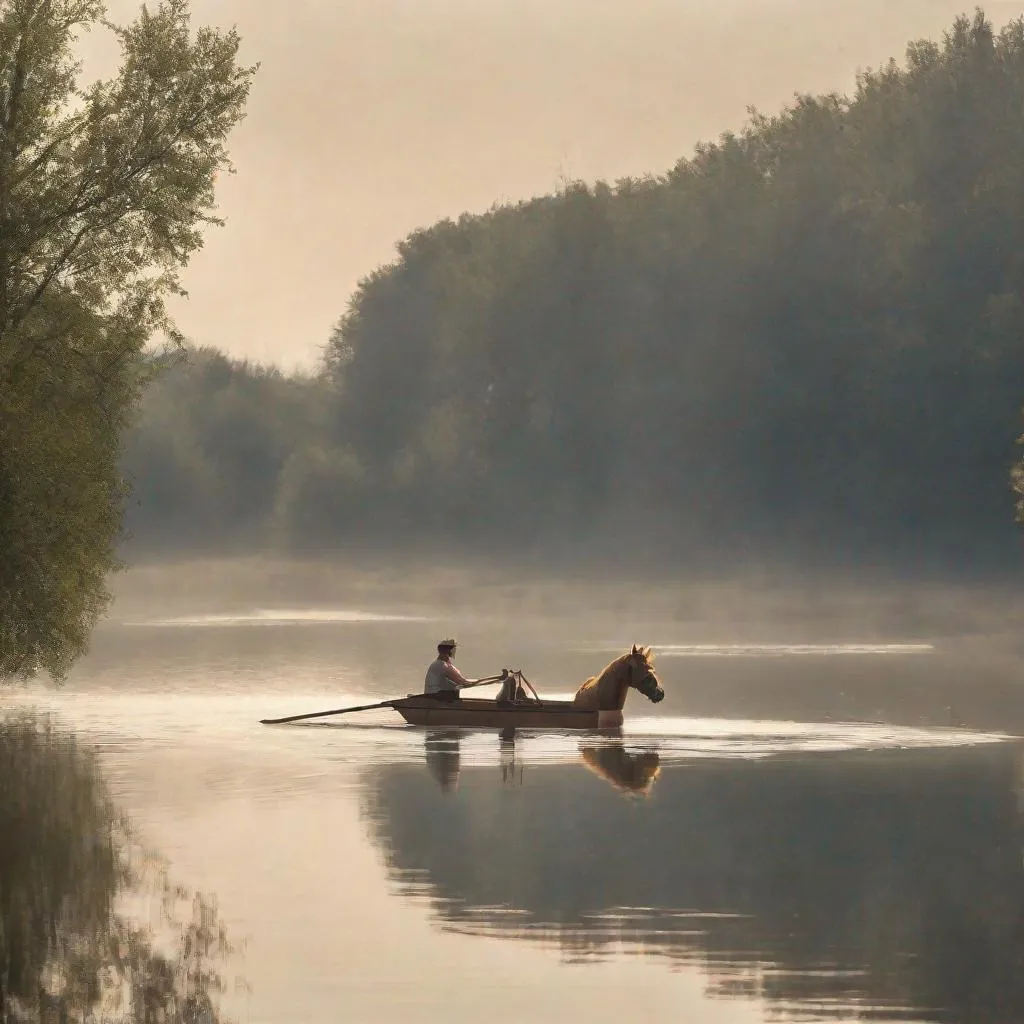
[636,674,665,704]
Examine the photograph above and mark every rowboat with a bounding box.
[258,647,663,730]
[392,694,624,731]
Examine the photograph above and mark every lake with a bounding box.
[5,559,1024,1023]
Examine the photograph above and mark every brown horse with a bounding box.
[571,644,665,727]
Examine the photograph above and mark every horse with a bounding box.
[571,644,665,727]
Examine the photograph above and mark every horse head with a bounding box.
[572,644,666,713]
[626,644,665,704]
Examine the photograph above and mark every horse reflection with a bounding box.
[424,730,462,792]
[580,743,661,797]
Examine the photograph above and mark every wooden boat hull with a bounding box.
[394,695,621,730]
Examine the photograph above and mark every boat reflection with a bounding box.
[499,728,522,787]
[424,730,462,792]
[361,739,1024,1023]
[424,728,661,796]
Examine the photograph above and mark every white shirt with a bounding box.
[424,658,458,694]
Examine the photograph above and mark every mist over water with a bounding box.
[9,0,1024,1018]
[5,558,1024,1022]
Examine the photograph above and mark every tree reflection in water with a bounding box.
[0,714,234,1023]
[361,737,1024,1023]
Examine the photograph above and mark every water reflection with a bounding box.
[361,739,1024,1022]
[425,730,463,792]
[422,728,663,797]
[499,728,522,787]
[580,739,661,796]
[0,714,233,1023]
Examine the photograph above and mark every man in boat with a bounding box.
[424,639,507,702]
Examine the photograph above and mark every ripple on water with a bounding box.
[573,642,935,657]
[2,688,1010,774]
[123,608,436,627]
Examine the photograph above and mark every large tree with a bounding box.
[0,0,254,679]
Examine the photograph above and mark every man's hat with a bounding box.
[438,638,457,649]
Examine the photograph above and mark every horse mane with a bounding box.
[594,652,628,682]
[594,645,654,682]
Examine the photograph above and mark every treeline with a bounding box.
[124,12,1024,572]
[121,346,335,552]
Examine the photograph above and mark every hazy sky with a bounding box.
[85,1,1024,370]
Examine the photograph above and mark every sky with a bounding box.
[83,1,1024,371]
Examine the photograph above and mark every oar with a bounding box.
[259,675,506,725]
[260,697,399,725]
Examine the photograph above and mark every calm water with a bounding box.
[6,564,1024,1023]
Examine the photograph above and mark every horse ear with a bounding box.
[643,646,653,659]
[631,643,639,655]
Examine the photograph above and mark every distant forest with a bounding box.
[123,12,1024,574]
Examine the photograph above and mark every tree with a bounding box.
[316,11,1024,570]
[0,0,255,679]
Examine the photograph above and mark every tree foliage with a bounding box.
[313,9,1024,570]
[121,11,1024,574]
[121,345,335,553]
[0,0,254,680]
